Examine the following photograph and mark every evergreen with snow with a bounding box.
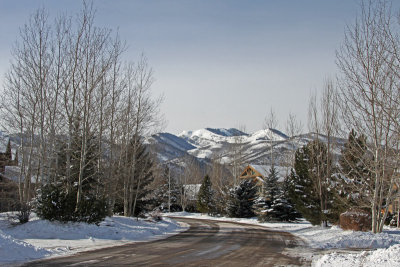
[336,129,371,209]
[227,179,257,218]
[152,166,181,212]
[256,166,301,222]
[287,140,340,226]
[287,144,325,226]
[35,130,107,224]
[255,166,279,222]
[196,175,214,214]
[114,139,156,216]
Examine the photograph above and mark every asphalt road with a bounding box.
[24,217,308,267]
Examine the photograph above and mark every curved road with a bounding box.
[25,217,308,266]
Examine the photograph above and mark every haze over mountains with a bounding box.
[146,127,346,175]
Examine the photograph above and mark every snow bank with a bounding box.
[0,230,51,263]
[314,244,400,267]
[0,213,186,264]
[294,225,400,249]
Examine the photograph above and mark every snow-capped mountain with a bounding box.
[146,127,346,169]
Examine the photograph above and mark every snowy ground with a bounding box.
[0,212,186,265]
[166,212,400,267]
[2,211,400,266]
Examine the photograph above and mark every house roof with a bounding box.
[240,164,288,183]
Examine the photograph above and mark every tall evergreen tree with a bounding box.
[152,166,181,212]
[277,175,302,222]
[287,141,336,226]
[197,175,214,214]
[336,129,372,209]
[114,139,155,216]
[256,166,279,222]
[35,131,107,224]
[257,166,301,222]
[227,179,257,218]
[130,140,156,216]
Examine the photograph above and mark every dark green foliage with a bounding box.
[256,166,279,222]
[287,140,338,226]
[152,166,181,212]
[130,141,155,216]
[385,212,394,226]
[227,179,257,218]
[35,183,107,224]
[35,183,77,222]
[276,176,302,222]
[197,175,214,214]
[336,129,372,208]
[288,165,321,225]
[75,194,108,224]
[113,139,155,216]
[8,202,31,224]
[257,167,301,222]
[35,126,108,224]
[265,166,280,205]
[339,129,369,180]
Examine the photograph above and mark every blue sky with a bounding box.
[0,0,388,134]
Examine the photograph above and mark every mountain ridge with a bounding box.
[146,127,346,169]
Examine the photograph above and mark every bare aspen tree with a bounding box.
[336,0,400,233]
[307,92,326,226]
[2,8,52,204]
[230,125,247,186]
[307,82,339,227]
[320,79,340,219]
[209,155,233,214]
[104,37,125,214]
[1,3,164,218]
[179,155,203,212]
[286,113,303,141]
[115,56,163,217]
[284,112,303,172]
[263,108,278,166]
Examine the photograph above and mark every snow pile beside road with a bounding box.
[0,213,186,265]
[314,244,400,267]
[0,230,51,263]
[294,225,400,249]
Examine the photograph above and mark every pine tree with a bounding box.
[130,140,156,216]
[336,129,371,209]
[227,179,257,218]
[152,166,181,212]
[113,139,156,216]
[256,166,301,222]
[270,175,302,222]
[35,133,108,224]
[256,166,279,222]
[197,175,214,214]
[287,145,324,226]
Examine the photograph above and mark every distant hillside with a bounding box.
[146,127,347,178]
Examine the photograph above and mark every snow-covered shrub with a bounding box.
[35,183,76,222]
[35,183,107,224]
[15,203,31,224]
